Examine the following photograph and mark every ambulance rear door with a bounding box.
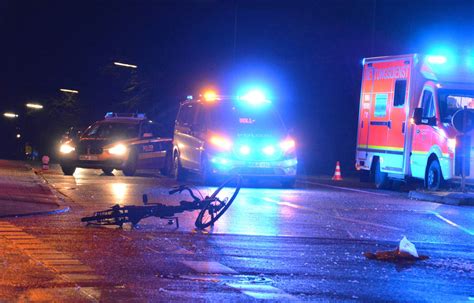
[367,58,411,175]
[356,62,375,169]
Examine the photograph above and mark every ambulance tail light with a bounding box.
[209,135,232,151]
[280,138,296,153]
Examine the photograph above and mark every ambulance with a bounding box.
[356,53,474,190]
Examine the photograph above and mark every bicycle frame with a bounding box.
[81,175,241,229]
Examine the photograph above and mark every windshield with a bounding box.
[438,89,474,123]
[82,122,139,139]
[208,102,286,134]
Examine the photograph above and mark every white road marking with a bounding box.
[430,211,474,236]
[226,283,296,300]
[302,180,389,196]
[262,197,404,231]
[0,221,102,301]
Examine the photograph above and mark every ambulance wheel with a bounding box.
[123,150,137,176]
[61,165,76,176]
[425,159,443,191]
[374,160,391,189]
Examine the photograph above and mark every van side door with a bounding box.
[385,79,409,174]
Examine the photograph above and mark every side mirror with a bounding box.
[413,108,436,126]
[413,108,423,125]
[143,132,153,138]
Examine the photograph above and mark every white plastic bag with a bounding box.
[399,236,419,258]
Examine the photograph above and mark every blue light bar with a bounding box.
[239,89,270,106]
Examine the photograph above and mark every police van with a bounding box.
[171,90,297,186]
[58,113,172,176]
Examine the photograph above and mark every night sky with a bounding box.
[1,0,474,173]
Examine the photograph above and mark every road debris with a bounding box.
[364,237,429,262]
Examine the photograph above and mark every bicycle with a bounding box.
[81,175,241,229]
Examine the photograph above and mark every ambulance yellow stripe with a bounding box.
[357,145,404,152]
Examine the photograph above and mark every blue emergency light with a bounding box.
[426,55,447,65]
[238,89,270,106]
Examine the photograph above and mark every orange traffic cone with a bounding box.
[332,161,343,181]
[42,155,50,170]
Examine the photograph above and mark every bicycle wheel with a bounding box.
[81,205,131,227]
[195,175,241,229]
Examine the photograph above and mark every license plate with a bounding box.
[79,155,98,161]
[249,161,271,168]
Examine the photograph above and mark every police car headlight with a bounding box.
[59,143,75,154]
[109,144,127,155]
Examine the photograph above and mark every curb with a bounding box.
[408,190,474,206]
[0,206,70,219]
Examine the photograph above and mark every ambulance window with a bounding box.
[421,90,435,118]
[393,80,407,107]
[374,94,388,117]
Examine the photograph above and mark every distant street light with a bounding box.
[16,133,21,139]
[26,103,44,109]
[60,88,79,94]
[114,61,138,69]
[3,112,19,118]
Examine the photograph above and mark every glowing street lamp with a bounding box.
[113,62,138,69]
[60,88,79,94]
[3,112,19,118]
[26,103,43,109]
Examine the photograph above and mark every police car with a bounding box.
[171,90,297,186]
[58,113,172,176]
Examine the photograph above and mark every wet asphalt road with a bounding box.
[1,165,473,302]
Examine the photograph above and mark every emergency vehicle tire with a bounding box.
[102,168,114,175]
[425,159,443,191]
[172,151,186,181]
[61,165,76,176]
[374,160,391,189]
[160,150,172,176]
[123,150,138,176]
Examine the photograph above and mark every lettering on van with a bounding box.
[364,66,409,81]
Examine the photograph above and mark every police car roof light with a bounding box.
[239,90,270,106]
